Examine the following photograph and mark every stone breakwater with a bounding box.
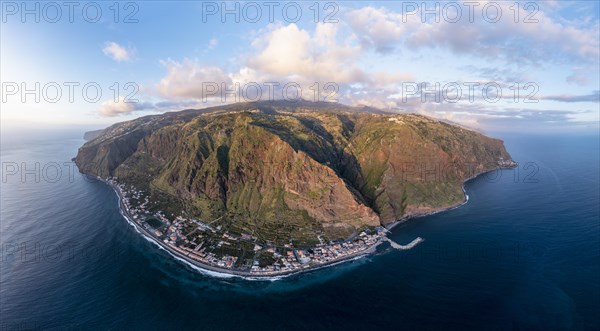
[384,237,424,250]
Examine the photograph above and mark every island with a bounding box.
[75,100,516,278]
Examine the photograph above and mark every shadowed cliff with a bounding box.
[75,101,513,241]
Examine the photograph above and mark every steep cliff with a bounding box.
[75,101,513,240]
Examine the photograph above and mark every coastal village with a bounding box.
[108,178,385,276]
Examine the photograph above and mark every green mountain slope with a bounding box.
[75,101,514,242]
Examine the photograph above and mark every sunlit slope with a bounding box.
[75,101,512,239]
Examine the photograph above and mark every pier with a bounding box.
[384,237,424,250]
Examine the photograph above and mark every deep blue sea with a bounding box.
[1,130,598,330]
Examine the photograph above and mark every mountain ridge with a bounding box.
[75,101,514,243]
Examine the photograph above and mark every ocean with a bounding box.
[1,130,598,330]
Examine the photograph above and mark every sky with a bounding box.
[1,0,599,133]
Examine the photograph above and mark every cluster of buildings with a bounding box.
[109,177,384,276]
[248,231,381,275]
[169,243,239,268]
[497,158,518,168]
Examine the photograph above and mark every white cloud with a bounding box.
[230,23,415,102]
[98,97,152,117]
[344,4,600,63]
[156,59,233,100]
[345,6,408,53]
[102,42,133,62]
[246,23,366,84]
[153,23,414,104]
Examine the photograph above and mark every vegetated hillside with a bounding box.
[75,100,513,241]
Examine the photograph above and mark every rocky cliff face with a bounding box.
[75,101,513,239]
[83,129,105,141]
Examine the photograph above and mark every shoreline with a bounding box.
[97,167,505,280]
[384,167,506,231]
[101,177,384,280]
